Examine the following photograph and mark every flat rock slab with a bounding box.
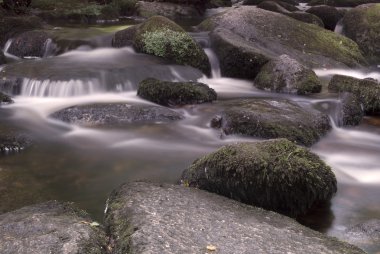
[105,182,364,254]
[0,201,107,254]
[50,103,183,127]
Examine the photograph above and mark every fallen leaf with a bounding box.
[206,245,216,251]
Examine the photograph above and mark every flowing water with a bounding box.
[1,22,380,253]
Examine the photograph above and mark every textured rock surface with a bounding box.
[8,30,51,58]
[306,5,342,30]
[105,182,364,254]
[344,219,380,253]
[181,139,337,217]
[254,54,322,95]
[50,103,183,127]
[0,92,13,104]
[0,201,107,254]
[338,92,364,126]
[136,1,202,20]
[138,78,217,106]
[211,99,331,146]
[200,6,365,73]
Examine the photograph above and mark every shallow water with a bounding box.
[1,23,380,253]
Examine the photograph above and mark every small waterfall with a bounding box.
[2,39,19,60]
[204,48,221,79]
[314,68,380,82]
[43,38,58,58]
[334,19,344,34]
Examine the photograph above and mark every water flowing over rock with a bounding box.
[199,6,365,79]
[7,30,51,58]
[104,182,364,254]
[0,201,107,254]
[342,4,380,64]
[254,54,322,95]
[211,99,331,146]
[50,103,184,127]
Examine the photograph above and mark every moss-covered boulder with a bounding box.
[0,201,107,253]
[0,16,43,46]
[199,6,366,74]
[211,99,331,146]
[181,139,337,217]
[135,1,202,20]
[342,4,380,63]
[0,92,13,104]
[254,54,322,95]
[257,1,324,27]
[138,78,217,106]
[7,30,51,58]
[329,74,380,114]
[306,5,342,31]
[338,92,364,126]
[113,16,210,75]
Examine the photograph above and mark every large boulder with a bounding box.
[7,30,51,58]
[181,139,337,217]
[50,103,184,127]
[0,201,107,254]
[342,4,380,63]
[113,16,210,75]
[306,5,342,31]
[328,74,380,114]
[135,1,202,20]
[257,1,324,27]
[211,99,331,146]
[338,92,364,126]
[344,219,380,253]
[254,54,322,95]
[0,16,43,46]
[137,78,217,106]
[199,6,365,78]
[104,182,364,253]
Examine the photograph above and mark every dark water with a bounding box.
[1,22,380,253]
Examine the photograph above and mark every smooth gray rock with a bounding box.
[50,103,184,127]
[0,201,107,254]
[105,182,365,254]
[344,219,380,253]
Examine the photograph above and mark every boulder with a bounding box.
[342,4,380,63]
[254,54,322,95]
[104,182,364,253]
[257,1,324,27]
[113,16,210,75]
[135,1,202,20]
[306,5,342,30]
[50,103,184,127]
[308,0,379,7]
[338,92,364,126]
[181,139,337,217]
[137,78,217,106]
[211,99,331,146]
[199,6,365,76]
[0,92,13,104]
[7,30,51,58]
[0,201,107,254]
[344,219,380,253]
[0,51,5,65]
[328,74,380,114]
[0,16,43,46]
[243,0,298,5]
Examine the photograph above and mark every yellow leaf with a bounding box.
[206,245,216,251]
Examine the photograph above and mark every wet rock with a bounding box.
[0,16,43,46]
[113,16,210,75]
[254,54,322,95]
[104,182,364,253]
[306,5,342,31]
[339,92,364,126]
[8,30,51,58]
[0,77,23,95]
[212,99,331,146]
[0,51,5,65]
[0,201,107,254]
[181,139,337,217]
[257,1,324,27]
[138,78,217,106]
[0,127,32,154]
[199,6,365,73]
[329,74,380,114]
[136,1,202,20]
[344,219,380,253]
[112,25,138,48]
[50,103,184,127]
[0,92,13,104]
[308,0,379,7]
[243,0,298,5]
[207,0,232,8]
[342,4,380,63]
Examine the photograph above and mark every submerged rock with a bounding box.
[342,4,380,63]
[0,201,107,254]
[344,219,380,253]
[181,139,337,217]
[306,5,342,31]
[254,54,322,95]
[329,74,380,114]
[50,103,184,127]
[212,99,331,146]
[138,78,217,106]
[104,182,363,253]
[136,1,202,20]
[199,6,365,78]
[7,30,51,58]
[112,16,210,75]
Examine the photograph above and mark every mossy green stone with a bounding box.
[181,139,337,217]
